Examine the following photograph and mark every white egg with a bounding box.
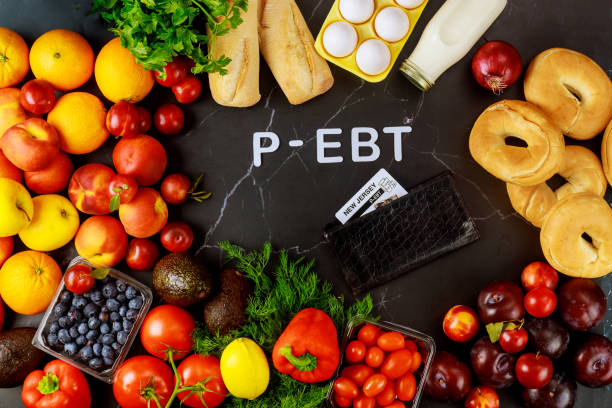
[356,39,391,76]
[374,7,410,43]
[395,0,426,9]
[339,0,375,24]
[322,22,358,58]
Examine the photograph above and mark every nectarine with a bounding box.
[0,87,27,137]
[0,150,22,183]
[75,215,128,267]
[0,118,60,171]
[68,163,115,215]
[113,134,167,186]
[119,188,168,238]
[25,152,73,194]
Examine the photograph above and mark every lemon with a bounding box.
[220,338,270,400]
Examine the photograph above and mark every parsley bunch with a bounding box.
[91,0,248,75]
[192,241,375,408]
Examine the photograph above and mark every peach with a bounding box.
[0,236,13,268]
[119,188,168,238]
[75,215,128,267]
[0,150,23,183]
[25,152,73,194]
[113,134,167,186]
[68,163,115,215]
[0,118,60,171]
[0,87,27,138]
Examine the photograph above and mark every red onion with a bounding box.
[472,41,523,94]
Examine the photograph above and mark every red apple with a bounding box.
[118,188,168,238]
[0,150,23,183]
[0,118,60,171]
[68,163,115,215]
[0,87,27,138]
[75,215,128,267]
[24,152,73,194]
[0,236,13,268]
[113,134,167,186]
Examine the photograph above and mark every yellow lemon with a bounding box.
[0,177,33,237]
[220,338,270,400]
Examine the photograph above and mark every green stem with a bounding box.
[163,350,182,408]
[37,373,59,395]
[279,346,318,372]
[150,394,163,408]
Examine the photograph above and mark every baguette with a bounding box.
[258,0,334,105]
[208,0,261,107]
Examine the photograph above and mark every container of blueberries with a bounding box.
[33,256,153,383]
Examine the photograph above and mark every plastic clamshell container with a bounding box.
[32,256,153,383]
[326,315,436,407]
[315,0,429,83]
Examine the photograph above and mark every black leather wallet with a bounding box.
[324,171,480,294]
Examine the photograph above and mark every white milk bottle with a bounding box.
[400,0,507,91]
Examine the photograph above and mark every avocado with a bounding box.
[0,327,45,388]
[153,253,213,306]
[203,269,251,335]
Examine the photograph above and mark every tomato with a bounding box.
[346,340,367,363]
[363,373,388,397]
[524,287,557,318]
[365,346,385,368]
[353,392,376,408]
[386,401,406,408]
[113,356,173,408]
[380,349,412,379]
[136,106,152,133]
[108,174,139,208]
[342,364,374,386]
[106,101,141,138]
[464,386,499,408]
[161,173,192,205]
[177,354,228,408]
[358,324,381,346]
[515,353,553,389]
[521,261,558,291]
[377,332,405,351]
[19,79,55,114]
[172,75,202,104]
[499,327,528,353]
[404,340,417,353]
[396,372,416,401]
[160,221,194,253]
[22,359,91,408]
[126,238,159,271]
[443,305,480,343]
[154,56,188,87]
[140,305,195,360]
[334,392,353,408]
[333,377,359,399]
[64,264,94,295]
[154,103,184,135]
[375,379,396,406]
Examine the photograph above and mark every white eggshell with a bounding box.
[355,39,391,76]
[339,0,375,24]
[395,0,426,9]
[375,7,410,43]
[322,22,359,58]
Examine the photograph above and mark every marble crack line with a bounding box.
[308,0,326,22]
[278,241,327,256]
[323,79,366,127]
[182,108,220,138]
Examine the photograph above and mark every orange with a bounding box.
[0,27,29,87]
[0,250,62,315]
[29,29,94,91]
[95,37,154,103]
[47,92,109,154]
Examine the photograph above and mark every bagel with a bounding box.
[541,193,612,278]
[601,119,612,186]
[469,100,564,186]
[507,145,607,227]
[524,48,612,140]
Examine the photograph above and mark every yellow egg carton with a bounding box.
[315,0,429,83]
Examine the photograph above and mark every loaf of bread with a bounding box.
[258,0,334,105]
[208,0,261,107]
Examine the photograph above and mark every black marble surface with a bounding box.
[0,0,611,407]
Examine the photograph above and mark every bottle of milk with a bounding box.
[400,0,507,91]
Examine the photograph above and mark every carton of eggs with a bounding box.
[315,0,428,82]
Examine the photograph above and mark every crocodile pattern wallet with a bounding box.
[324,171,479,294]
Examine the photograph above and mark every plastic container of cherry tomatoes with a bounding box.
[327,315,436,407]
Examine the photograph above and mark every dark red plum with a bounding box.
[470,337,516,389]
[424,351,472,402]
[521,373,576,408]
[558,278,606,331]
[524,318,569,359]
[573,334,612,388]
[477,281,524,324]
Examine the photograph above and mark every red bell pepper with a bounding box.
[21,359,91,408]
[272,308,340,383]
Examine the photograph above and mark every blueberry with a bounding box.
[54,303,68,317]
[92,343,102,357]
[112,342,122,351]
[88,317,101,330]
[101,305,109,313]
[116,280,127,292]
[79,346,94,361]
[116,293,127,304]
[106,299,121,312]
[122,319,133,332]
[99,312,109,322]
[69,326,79,339]
[102,283,118,298]
[72,295,87,309]
[47,333,59,347]
[125,286,138,300]
[82,291,91,299]
[77,322,89,335]
[83,303,99,318]
[103,357,114,367]
[86,330,98,342]
[102,334,115,345]
[76,335,87,346]
[58,329,71,344]
[101,275,112,284]
[110,312,121,322]
[128,297,143,310]
[100,322,111,335]
[59,291,72,304]
[90,289,103,305]
[66,309,82,323]
[58,316,70,328]
[89,358,103,370]
[119,305,128,317]
[117,331,129,345]
[64,342,78,356]
[101,345,115,360]
[111,321,122,332]
[49,321,60,334]
[125,309,139,321]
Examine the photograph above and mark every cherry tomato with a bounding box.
[404,340,417,352]
[363,373,388,397]
[515,353,553,389]
[19,79,55,114]
[365,346,385,368]
[333,377,359,399]
[358,324,381,346]
[154,56,188,87]
[341,364,374,386]
[136,106,152,133]
[524,287,557,318]
[521,261,558,291]
[106,101,141,138]
[375,379,396,406]
[464,386,499,408]
[346,340,367,363]
[386,402,406,408]
[161,173,192,205]
[160,221,194,253]
[113,356,173,408]
[64,264,94,295]
[140,305,195,360]
[154,103,184,135]
[443,305,480,343]
[353,392,376,408]
[380,349,413,379]
[377,332,405,352]
[126,238,159,271]
[172,75,202,104]
[108,174,138,207]
[408,351,422,372]
[176,354,227,408]
[334,392,353,408]
[499,327,528,354]
[396,372,417,401]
